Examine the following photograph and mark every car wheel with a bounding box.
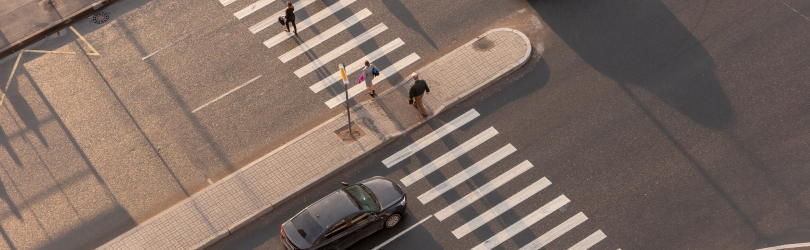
[384,214,401,228]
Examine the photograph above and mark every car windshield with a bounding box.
[344,185,379,211]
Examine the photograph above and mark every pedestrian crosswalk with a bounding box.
[383,109,611,250]
[219,0,420,108]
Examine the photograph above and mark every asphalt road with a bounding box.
[0,0,533,249]
[208,0,810,249]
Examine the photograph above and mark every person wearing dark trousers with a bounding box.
[408,73,430,117]
[362,60,378,97]
[284,1,297,34]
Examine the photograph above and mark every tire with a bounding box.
[384,214,401,229]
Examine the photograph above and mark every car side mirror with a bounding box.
[341,182,349,186]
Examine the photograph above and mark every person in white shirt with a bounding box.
[362,60,378,97]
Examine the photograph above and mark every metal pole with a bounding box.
[346,79,352,137]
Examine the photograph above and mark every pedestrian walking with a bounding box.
[408,73,430,117]
[284,1,297,34]
[362,60,379,97]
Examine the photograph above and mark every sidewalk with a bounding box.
[0,0,117,59]
[97,28,531,250]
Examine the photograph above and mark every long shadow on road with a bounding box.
[535,0,732,129]
[530,0,784,246]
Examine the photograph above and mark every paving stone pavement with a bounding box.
[97,28,531,250]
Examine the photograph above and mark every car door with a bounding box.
[338,212,381,249]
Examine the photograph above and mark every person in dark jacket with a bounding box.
[408,73,430,117]
[284,1,297,34]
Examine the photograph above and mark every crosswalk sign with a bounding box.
[339,63,348,85]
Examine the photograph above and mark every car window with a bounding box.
[290,209,325,243]
[350,213,372,227]
[324,220,349,239]
[344,185,380,211]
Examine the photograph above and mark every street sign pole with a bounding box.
[339,63,352,137]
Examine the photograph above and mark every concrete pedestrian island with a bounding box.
[98,28,531,250]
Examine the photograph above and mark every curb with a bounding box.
[0,0,118,60]
[202,28,532,249]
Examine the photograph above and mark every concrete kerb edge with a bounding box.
[376,28,532,133]
[434,29,532,114]
[205,128,398,250]
[0,0,118,60]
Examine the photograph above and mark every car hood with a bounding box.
[361,177,405,209]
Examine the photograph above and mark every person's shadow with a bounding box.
[533,0,733,129]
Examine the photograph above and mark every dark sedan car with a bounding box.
[281,176,407,250]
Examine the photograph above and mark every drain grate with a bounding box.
[91,12,109,24]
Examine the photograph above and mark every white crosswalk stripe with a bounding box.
[471,195,570,250]
[294,23,388,78]
[325,53,420,108]
[220,0,238,7]
[451,176,551,238]
[568,230,607,250]
[436,160,538,222]
[382,109,480,168]
[400,127,498,186]
[520,212,588,250]
[278,9,373,63]
[262,0,358,44]
[309,39,405,93]
[222,0,419,107]
[373,119,612,249]
[417,144,517,204]
[248,0,319,34]
[234,0,275,19]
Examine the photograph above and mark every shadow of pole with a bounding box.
[534,0,733,129]
[0,124,22,166]
[110,20,235,183]
[5,82,49,148]
[616,81,771,245]
[381,0,437,49]
[17,65,124,207]
[69,42,191,196]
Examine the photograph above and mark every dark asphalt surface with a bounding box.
[208,0,810,249]
[0,0,532,249]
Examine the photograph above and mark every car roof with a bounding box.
[294,189,359,231]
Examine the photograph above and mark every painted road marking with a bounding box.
[234,0,275,19]
[471,195,570,250]
[417,144,517,204]
[192,75,262,113]
[400,127,498,186]
[142,34,190,60]
[382,109,480,168]
[757,242,810,250]
[260,0,356,41]
[294,23,388,78]
[310,38,405,93]
[220,0,238,7]
[568,230,607,250]
[520,212,588,250]
[371,215,432,250]
[325,53,420,108]
[439,163,542,223]
[248,0,319,34]
[451,175,550,238]
[279,8,372,63]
